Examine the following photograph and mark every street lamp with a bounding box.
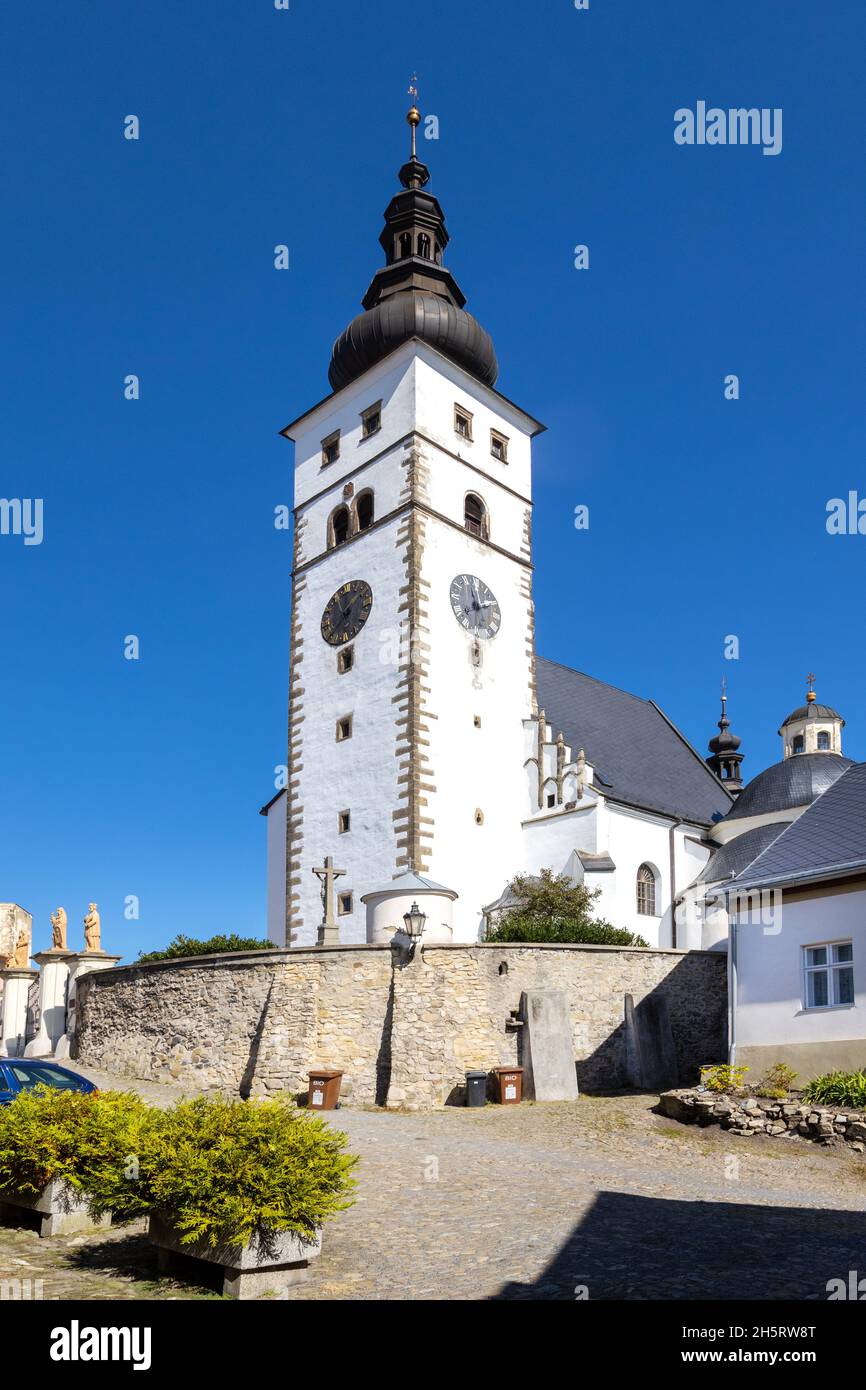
[402,900,427,941]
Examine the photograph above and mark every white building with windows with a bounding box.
[261,106,739,950]
[724,759,866,1079]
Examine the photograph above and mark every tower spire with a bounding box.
[706,679,744,794]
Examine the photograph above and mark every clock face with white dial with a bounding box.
[449,574,501,639]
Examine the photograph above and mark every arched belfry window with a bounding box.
[464,492,488,540]
[792,734,805,755]
[636,864,657,916]
[398,232,412,259]
[355,490,374,532]
[417,233,431,259]
[329,505,350,549]
[817,731,831,750]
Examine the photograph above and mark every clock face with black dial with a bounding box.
[321,579,373,646]
[449,574,501,639]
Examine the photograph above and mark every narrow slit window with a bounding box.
[454,406,473,440]
[491,430,509,463]
[321,430,341,467]
[338,810,351,834]
[337,647,354,674]
[338,892,353,916]
[336,715,353,742]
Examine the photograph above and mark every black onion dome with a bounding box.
[328,143,498,392]
[329,291,498,392]
[724,752,853,822]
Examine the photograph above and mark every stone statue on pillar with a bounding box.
[12,932,31,969]
[312,857,346,947]
[50,907,68,952]
[83,903,102,953]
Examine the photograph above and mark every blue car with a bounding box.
[0,1059,97,1104]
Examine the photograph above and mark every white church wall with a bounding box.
[290,351,416,514]
[265,791,287,946]
[420,505,534,940]
[288,511,406,946]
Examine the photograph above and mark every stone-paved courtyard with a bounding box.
[3,1068,866,1301]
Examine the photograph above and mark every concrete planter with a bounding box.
[148,1215,322,1299]
[0,1179,111,1238]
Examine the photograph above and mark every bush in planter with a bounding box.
[137,1094,357,1252]
[0,1087,154,1219]
[699,1064,749,1095]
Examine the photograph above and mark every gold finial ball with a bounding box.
[407,105,421,127]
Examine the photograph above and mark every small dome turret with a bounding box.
[779,676,845,758]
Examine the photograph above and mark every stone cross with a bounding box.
[312,856,346,947]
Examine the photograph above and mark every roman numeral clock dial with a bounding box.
[449,574,501,639]
[321,579,373,645]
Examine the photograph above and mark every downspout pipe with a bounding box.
[669,818,683,948]
[726,884,738,1065]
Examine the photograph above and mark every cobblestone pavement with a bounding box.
[3,1079,866,1301]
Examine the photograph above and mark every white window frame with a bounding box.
[803,939,854,1010]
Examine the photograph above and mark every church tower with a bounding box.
[278,102,544,946]
[706,683,744,794]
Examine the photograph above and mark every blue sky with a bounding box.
[2,1,864,959]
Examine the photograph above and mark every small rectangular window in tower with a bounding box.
[473,715,481,728]
[547,793,556,808]
[321,430,341,467]
[338,892,353,916]
[490,430,509,463]
[454,405,473,441]
[336,714,353,742]
[361,402,382,438]
[337,647,354,674]
[338,809,351,834]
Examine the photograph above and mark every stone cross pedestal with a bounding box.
[0,967,39,1058]
[312,856,346,947]
[24,950,76,1058]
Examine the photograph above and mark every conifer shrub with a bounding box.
[137,1095,357,1251]
[0,1086,154,1217]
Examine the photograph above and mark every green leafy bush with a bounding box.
[700,1064,749,1094]
[802,1069,866,1109]
[0,1087,154,1217]
[137,934,275,964]
[138,1095,357,1250]
[755,1062,798,1099]
[484,869,648,947]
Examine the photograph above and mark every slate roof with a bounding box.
[535,657,733,826]
[729,762,866,891]
[723,752,853,822]
[693,823,786,887]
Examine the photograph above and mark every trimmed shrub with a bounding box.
[137,934,275,964]
[0,1087,154,1218]
[138,1095,357,1251]
[485,869,648,947]
[802,1069,866,1110]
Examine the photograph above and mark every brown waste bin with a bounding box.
[494,1066,523,1104]
[307,1069,344,1111]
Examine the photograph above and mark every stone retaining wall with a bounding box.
[75,942,727,1109]
[661,1088,866,1152]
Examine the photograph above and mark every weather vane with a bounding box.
[407,72,421,158]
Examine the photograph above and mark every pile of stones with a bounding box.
[660,1088,866,1152]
